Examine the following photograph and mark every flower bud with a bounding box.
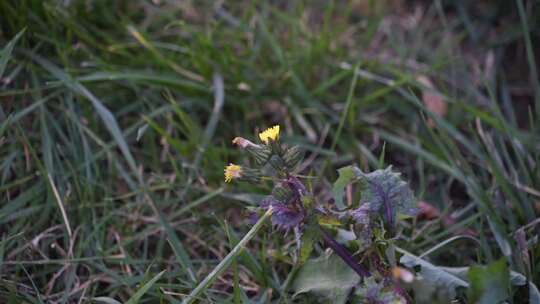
[233,137,272,166]
[238,167,263,184]
[268,154,285,171]
[224,164,262,184]
[283,145,304,170]
[232,137,257,149]
[247,145,272,166]
[270,140,285,156]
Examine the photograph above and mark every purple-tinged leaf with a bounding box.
[287,175,307,197]
[260,195,280,209]
[271,203,304,230]
[351,204,370,225]
[349,166,418,228]
[259,195,305,231]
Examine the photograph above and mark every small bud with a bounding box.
[233,137,272,166]
[238,167,263,184]
[269,154,285,171]
[247,145,272,166]
[283,146,304,170]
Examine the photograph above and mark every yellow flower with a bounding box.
[224,164,242,183]
[258,125,280,144]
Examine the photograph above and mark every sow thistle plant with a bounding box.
[185,125,418,304]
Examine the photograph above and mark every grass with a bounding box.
[0,0,539,303]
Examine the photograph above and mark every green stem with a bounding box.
[278,263,301,303]
[182,208,273,304]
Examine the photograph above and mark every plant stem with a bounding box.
[182,208,273,304]
[319,227,370,278]
[278,263,301,303]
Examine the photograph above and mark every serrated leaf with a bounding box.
[399,249,468,299]
[271,203,304,230]
[358,166,417,216]
[351,166,417,228]
[332,166,358,210]
[293,254,360,304]
[468,259,510,304]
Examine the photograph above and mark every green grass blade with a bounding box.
[125,270,166,304]
[182,208,273,304]
[516,0,540,121]
[145,192,197,283]
[26,52,141,183]
[0,28,25,78]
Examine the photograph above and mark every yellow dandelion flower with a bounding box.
[224,164,242,183]
[258,125,280,144]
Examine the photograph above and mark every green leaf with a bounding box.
[293,254,361,304]
[125,270,166,304]
[467,259,510,304]
[443,266,540,303]
[299,225,319,264]
[355,166,417,218]
[399,249,468,300]
[332,166,357,210]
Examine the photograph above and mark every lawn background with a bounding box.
[1,0,539,303]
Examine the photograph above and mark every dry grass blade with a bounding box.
[46,173,73,239]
